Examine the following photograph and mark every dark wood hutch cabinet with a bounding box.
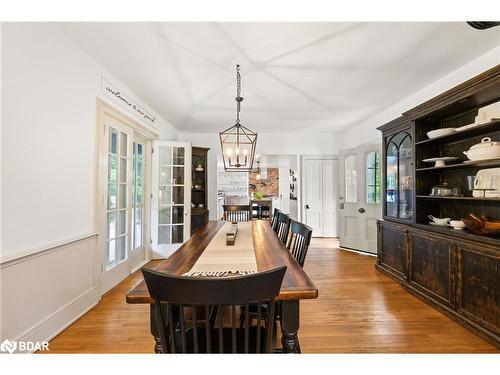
[376,65,500,348]
[191,147,210,235]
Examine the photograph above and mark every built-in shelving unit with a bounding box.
[191,147,209,235]
[376,65,500,348]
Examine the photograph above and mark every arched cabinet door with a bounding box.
[385,131,413,220]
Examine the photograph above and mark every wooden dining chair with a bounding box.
[275,212,291,244]
[271,208,281,231]
[223,205,251,222]
[142,266,287,354]
[286,221,313,267]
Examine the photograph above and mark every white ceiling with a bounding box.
[56,22,500,133]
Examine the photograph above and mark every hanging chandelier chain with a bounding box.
[236,64,242,123]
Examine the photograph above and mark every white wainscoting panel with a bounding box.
[0,234,99,348]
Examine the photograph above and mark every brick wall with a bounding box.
[249,168,279,196]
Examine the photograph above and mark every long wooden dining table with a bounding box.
[126,220,318,353]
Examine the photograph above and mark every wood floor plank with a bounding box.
[43,238,498,353]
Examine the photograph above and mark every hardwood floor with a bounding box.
[43,238,498,353]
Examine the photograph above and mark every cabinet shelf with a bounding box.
[415,119,500,145]
[416,158,500,171]
[416,195,500,202]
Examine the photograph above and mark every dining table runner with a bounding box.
[183,221,258,277]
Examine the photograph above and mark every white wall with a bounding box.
[336,46,500,150]
[1,22,179,259]
[0,23,180,348]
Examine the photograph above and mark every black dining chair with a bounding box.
[142,266,287,354]
[286,221,313,267]
[223,205,251,222]
[275,212,291,244]
[271,208,281,231]
[251,203,260,219]
[260,205,270,220]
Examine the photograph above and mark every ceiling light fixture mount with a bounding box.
[219,65,257,172]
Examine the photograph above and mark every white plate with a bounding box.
[463,158,500,163]
[422,157,458,167]
[427,128,456,139]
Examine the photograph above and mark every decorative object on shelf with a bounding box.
[467,175,477,192]
[463,137,500,161]
[255,192,263,200]
[447,220,466,230]
[195,164,204,172]
[473,168,500,198]
[426,128,456,139]
[422,157,459,168]
[219,65,257,172]
[429,182,460,197]
[428,215,451,226]
[462,213,500,236]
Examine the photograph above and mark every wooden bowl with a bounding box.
[462,214,500,236]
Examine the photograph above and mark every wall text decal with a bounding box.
[101,78,156,127]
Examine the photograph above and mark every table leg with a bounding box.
[150,304,162,354]
[280,300,300,353]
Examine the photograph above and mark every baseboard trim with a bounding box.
[15,287,99,351]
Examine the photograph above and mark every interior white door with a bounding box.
[304,159,338,237]
[304,159,323,235]
[151,141,191,258]
[338,143,382,253]
[101,120,134,294]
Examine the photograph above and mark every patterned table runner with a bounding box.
[183,222,258,277]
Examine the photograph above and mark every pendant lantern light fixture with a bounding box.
[219,65,257,172]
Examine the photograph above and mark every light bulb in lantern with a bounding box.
[243,148,248,164]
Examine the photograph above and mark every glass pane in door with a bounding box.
[132,141,145,251]
[366,151,381,204]
[398,134,413,220]
[157,145,186,246]
[344,154,357,203]
[386,141,398,217]
[106,128,130,269]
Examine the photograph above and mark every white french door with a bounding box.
[338,142,382,253]
[303,158,338,237]
[130,136,148,268]
[99,107,153,294]
[151,141,191,258]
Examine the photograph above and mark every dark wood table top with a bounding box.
[126,220,318,304]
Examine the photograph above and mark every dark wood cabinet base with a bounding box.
[377,220,500,349]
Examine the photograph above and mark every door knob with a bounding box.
[305,204,310,209]
[358,207,365,213]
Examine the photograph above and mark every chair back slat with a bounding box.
[244,303,249,353]
[286,220,313,267]
[271,208,281,231]
[223,205,251,222]
[276,212,291,244]
[142,266,287,354]
[205,305,211,353]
